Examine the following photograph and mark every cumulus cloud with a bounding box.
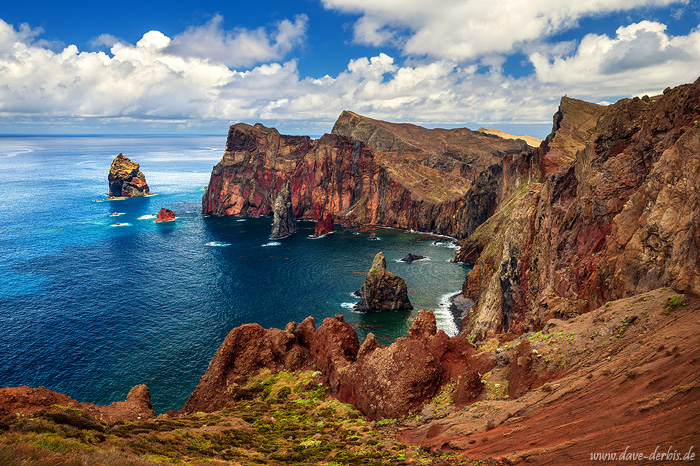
[166,14,307,67]
[321,0,686,61]
[530,20,700,98]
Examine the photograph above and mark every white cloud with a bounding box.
[530,20,700,98]
[166,14,307,67]
[321,0,685,61]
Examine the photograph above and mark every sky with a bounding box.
[1,0,699,137]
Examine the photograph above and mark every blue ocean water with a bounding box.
[0,135,471,413]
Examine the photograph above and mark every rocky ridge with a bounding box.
[455,78,700,340]
[202,114,527,238]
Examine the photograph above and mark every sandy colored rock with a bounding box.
[108,153,150,197]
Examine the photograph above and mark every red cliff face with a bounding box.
[202,115,528,238]
[456,78,700,339]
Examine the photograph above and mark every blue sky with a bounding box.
[1,0,699,137]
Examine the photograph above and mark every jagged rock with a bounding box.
[313,212,335,237]
[309,315,359,392]
[108,153,150,197]
[455,78,700,340]
[354,252,413,312]
[270,180,297,239]
[400,253,425,263]
[453,368,483,405]
[154,208,176,223]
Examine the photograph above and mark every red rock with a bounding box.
[310,315,359,392]
[313,212,335,237]
[154,207,176,223]
[452,368,483,405]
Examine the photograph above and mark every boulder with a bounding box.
[270,180,297,239]
[354,252,413,312]
[154,208,176,223]
[313,213,335,237]
[400,253,425,263]
[108,153,150,197]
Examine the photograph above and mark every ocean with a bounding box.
[0,135,471,413]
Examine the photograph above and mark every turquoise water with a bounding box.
[0,135,470,413]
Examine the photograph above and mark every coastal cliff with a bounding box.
[202,114,528,238]
[455,78,700,340]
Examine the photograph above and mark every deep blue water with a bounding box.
[0,136,470,413]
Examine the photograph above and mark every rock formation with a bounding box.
[0,384,155,423]
[270,180,297,239]
[400,253,425,263]
[108,153,150,197]
[182,309,494,420]
[202,115,527,238]
[313,212,335,237]
[354,252,413,312]
[154,208,176,223]
[454,77,700,340]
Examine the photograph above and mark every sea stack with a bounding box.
[270,180,297,239]
[154,208,176,223]
[108,153,150,197]
[354,252,413,312]
[313,212,335,237]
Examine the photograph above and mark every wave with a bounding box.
[137,214,157,220]
[434,291,461,337]
[110,212,125,217]
[262,241,281,247]
[110,223,130,227]
[431,240,460,250]
[394,257,430,263]
[205,241,231,247]
[0,148,33,158]
[341,302,359,310]
[236,219,246,222]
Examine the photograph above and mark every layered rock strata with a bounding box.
[354,252,413,312]
[202,115,527,238]
[108,153,150,197]
[270,180,297,239]
[455,78,700,340]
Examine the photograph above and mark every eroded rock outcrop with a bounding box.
[0,384,155,423]
[313,212,335,237]
[202,114,527,238]
[108,153,150,197]
[354,252,413,312]
[270,180,297,239]
[154,208,176,223]
[455,77,700,340]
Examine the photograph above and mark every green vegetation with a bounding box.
[664,295,689,314]
[0,370,501,465]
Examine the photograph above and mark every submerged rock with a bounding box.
[368,232,378,240]
[154,208,176,223]
[270,180,297,239]
[354,252,413,312]
[108,153,150,197]
[313,212,335,237]
[400,253,425,263]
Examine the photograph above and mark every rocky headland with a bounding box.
[108,153,150,197]
[3,78,700,465]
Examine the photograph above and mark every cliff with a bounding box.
[202,115,528,238]
[455,78,700,340]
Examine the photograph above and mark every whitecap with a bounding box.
[341,302,359,310]
[236,219,246,222]
[205,241,231,247]
[137,214,157,220]
[110,223,130,227]
[262,241,281,247]
[434,291,461,337]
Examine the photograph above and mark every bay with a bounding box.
[0,135,470,413]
